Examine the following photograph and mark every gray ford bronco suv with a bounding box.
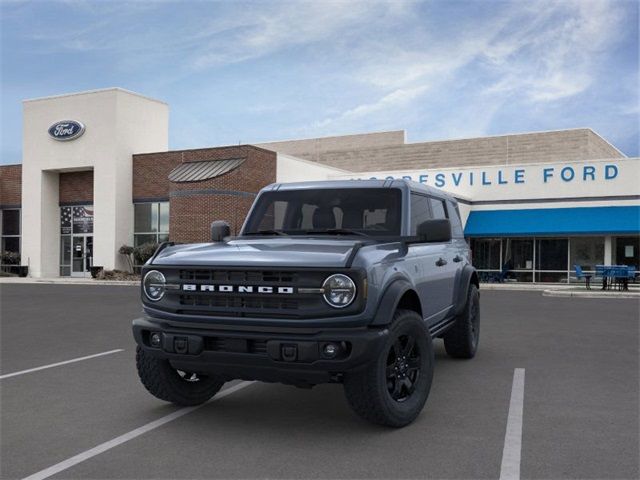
[133,179,479,427]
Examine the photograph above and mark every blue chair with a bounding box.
[574,265,592,290]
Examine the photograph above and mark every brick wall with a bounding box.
[261,128,625,172]
[255,130,405,162]
[134,146,276,243]
[587,129,625,159]
[59,171,94,204]
[0,164,22,207]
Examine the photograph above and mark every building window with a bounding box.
[1,209,21,268]
[535,238,569,283]
[134,202,169,247]
[570,237,604,272]
[60,206,94,276]
[471,238,501,270]
[614,236,639,267]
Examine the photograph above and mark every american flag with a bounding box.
[60,207,72,234]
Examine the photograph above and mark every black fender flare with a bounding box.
[453,265,479,316]
[371,278,419,326]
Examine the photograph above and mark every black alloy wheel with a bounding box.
[344,309,434,427]
[386,335,421,402]
[443,284,480,359]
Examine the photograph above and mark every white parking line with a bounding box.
[22,381,254,480]
[499,368,526,480]
[0,349,124,380]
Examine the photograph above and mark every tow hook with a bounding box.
[281,344,298,362]
[174,336,189,354]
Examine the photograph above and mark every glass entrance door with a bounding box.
[71,236,93,277]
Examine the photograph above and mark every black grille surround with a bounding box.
[142,266,367,320]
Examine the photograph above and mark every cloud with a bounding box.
[313,85,429,129]
[190,1,412,69]
[307,0,630,136]
[482,0,625,102]
[1,0,636,160]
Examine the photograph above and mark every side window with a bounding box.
[410,193,432,234]
[429,198,447,220]
[446,200,465,238]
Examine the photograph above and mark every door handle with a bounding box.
[453,255,463,263]
[436,257,447,267]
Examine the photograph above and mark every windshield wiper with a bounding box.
[304,228,370,237]
[245,230,288,236]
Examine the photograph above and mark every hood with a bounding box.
[151,237,362,268]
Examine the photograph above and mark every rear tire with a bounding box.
[343,309,434,427]
[136,346,225,406]
[443,284,480,359]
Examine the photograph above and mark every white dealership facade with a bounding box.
[0,88,638,281]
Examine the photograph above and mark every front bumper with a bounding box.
[132,316,389,386]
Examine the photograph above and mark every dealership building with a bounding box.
[0,88,638,281]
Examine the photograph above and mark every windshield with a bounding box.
[243,188,402,237]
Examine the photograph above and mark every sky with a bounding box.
[1,0,638,165]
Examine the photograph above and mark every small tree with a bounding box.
[118,245,135,273]
[133,242,159,268]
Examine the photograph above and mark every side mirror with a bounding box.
[211,220,231,242]
[416,219,452,243]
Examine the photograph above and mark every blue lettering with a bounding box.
[543,168,554,183]
[498,170,508,185]
[451,172,462,186]
[561,167,575,182]
[402,175,412,181]
[369,176,378,180]
[385,176,394,180]
[605,164,618,180]
[435,173,445,187]
[583,166,595,181]
[514,169,525,184]
[469,172,474,186]
[419,174,428,184]
[482,171,491,185]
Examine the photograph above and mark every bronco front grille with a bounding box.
[144,267,365,319]
[179,269,299,283]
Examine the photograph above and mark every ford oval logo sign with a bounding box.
[48,120,85,141]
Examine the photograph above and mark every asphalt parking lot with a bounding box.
[1,284,638,480]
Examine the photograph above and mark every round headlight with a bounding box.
[322,274,356,308]
[143,270,166,302]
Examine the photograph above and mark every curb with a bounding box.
[0,279,139,286]
[542,289,640,299]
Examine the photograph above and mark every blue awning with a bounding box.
[464,206,640,237]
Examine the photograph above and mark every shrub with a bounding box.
[96,269,140,281]
[133,242,159,267]
[0,251,20,265]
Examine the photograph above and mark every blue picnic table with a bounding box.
[595,265,637,291]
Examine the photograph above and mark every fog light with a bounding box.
[323,343,338,358]
[150,332,162,348]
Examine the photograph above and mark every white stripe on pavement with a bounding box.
[0,349,124,380]
[499,368,526,480]
[22,381,254,480]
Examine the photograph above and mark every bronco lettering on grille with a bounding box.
[181,284,295,294]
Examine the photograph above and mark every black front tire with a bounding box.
[136,346,225,406]
[443,284,480,359]
[343,309,434,428]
